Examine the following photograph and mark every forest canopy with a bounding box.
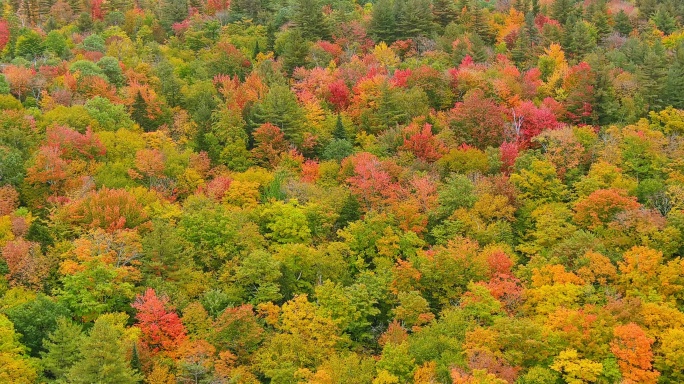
[1,0,684,383]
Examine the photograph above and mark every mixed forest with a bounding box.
[1,0,684,382]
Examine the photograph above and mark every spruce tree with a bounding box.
[292,0,330,41]
[432,0,455,29]
[551,0,576,25]
[41,318,84,381]
[68,313,141,384]
[652,8,677,35]
[131,91,155,132]
[370,0,396,43]
[333,113,347,140]
[664,45,684,109]
[614,10,632,35]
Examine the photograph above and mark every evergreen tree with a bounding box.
[531,0,540,15]
[68,313,141,384]
[432,0,455,29]
[394,0,433,40]
[664,44,684,109]
[335,193,361,229]
[512,28,531,68]
[292,0,330,41]
[639,42,668,111]
[524,11,540,45]
[652,8,677,35]
[551,0,577,25]
[568,20,595,58]
[253,84,307,144]
[471,2,493,43]
[370,0,396,43]
[41,318,84,381]
[614,10,632,35]
[275,28,310,75]
[131,91,155,132]
[592,11,611,41]
[253,40,261,59]
[155,60,182,108]
[333,113,347,140]
[160,0,188,31]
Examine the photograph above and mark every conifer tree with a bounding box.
[131,91,155,132]
[68,313,141,384]
[432,0,455,29]
[41,318,84,381]
[292,0,330,41]
[370,0,396,43]
[333,113,347,140]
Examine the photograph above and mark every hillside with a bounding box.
[1,0,684,383]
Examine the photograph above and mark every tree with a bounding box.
[432,0,455,28]
[41,318,84,381]
[573,189,640,230]
[550,348,603,384]
[448,90,509,149]
[610,323,660,384]
[211,304,264,359]
[15,30,45,60]
[614,10,632,35]
[369,0,396,43]
[131,90,155,132]
[5,295,70,357]
[292,0,329,41]
[132,288,186,354]
[251,123,288,168]
[0,314,38,384]
[68,312,141,384]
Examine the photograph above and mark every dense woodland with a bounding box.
[1,0,684,382]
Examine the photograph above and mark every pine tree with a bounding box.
[333,113,346,140]
[41,318,84,381]
[614,10,632,35]
[131,91,155,132]
[471,2,493,43]
[568,20,595,59]
[432,0,455,29]
[551,0,576,25]
[531,0,540,15]
[512,28,531,68]
[370,0,396,43]
[292,0,330,41]
[68,313,141,384]
[394,0,433,40]
[592,11,611,41]
[640,42,668,111]
[652,8,677,35]
[664,45,684,109]
[253,40,260,59]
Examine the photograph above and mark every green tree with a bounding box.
[130,91,155,132]
[41,318,84,381]
[369,0,396,43]
[292,0,329,41]
[614,10,632,35]
[253,84,307,144]
[68,313,141,384]
[81,34,106,53]
[432,0,455,29]
[15,31,45,60]
[44,31,68,58]
[274,28,310,75]
[97,56,125,87]
[652,8,677,35]
[5,295,70,357]
[394,0,434,41]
